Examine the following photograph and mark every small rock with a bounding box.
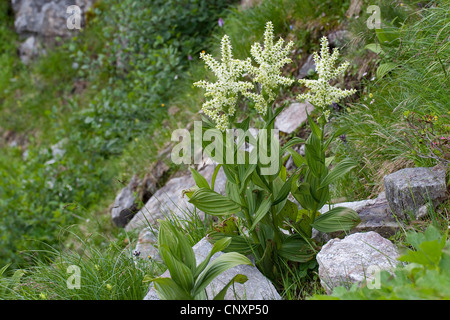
[327,30,350,47]
[275,102,315,134]
[144,237,281,300]
[297,54,316,79]
[125,165,227,232]
[111,175,140,228]
[317,232,400,294]
[18,36,43,64]
[384,166,448,220]
[133,227,161,262]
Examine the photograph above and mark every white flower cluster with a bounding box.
[297,36,356,112]
[194,35,253,131]
[194,21,294,131]
[245,21,295,115]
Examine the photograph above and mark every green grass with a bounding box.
[0,228,163,300]
[328,0,449,200]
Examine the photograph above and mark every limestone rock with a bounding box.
[274,102,315,134]
[111,175,140,228]
[133,227,160,262]
[12,0,93,38]
[12,0,93,62]
[140,160,170,203]
[297,54,316,79]
[125,165,226,232]
[327,30,350,47]
[384,166,448,220]
[319,192,402,238]
[18,36,44,64]
[317,232,400,294]
[144,237,281,300]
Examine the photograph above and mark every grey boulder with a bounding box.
[125,165,226,232]
[317,232,400,294]
[384,165,448,220]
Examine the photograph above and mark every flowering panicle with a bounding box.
[194,35,253,131]
[297,36,356,113]
[245,21,295,115]
[194,22,295,130]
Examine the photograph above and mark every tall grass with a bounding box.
[329,0,449,200]
[0,229,161,300]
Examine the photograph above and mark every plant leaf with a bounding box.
[152,277,192,300]
[192,252,252,297]
[194,237,232,278]
[189,188,241,216]
[250,196,273,231]
[158,245,194,293]
[319,158,357,189]
[213,274,248,300]
[190,167,210,189]
[311,206,361,233]
[376,62,398,79]
[279,235,316,262]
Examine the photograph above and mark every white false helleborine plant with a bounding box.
[194,21,356,131]
[194,21,294,131]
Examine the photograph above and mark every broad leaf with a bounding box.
[194,237,232,278]
[213,274,248,300]
[311,206,361,233]
[158,245,194,292]
[208,232,257,255]
[319,158,357,189]
[250,196,272,231]
[192,252,252,297]
[376,62,398,79]
[152,277,192,300]
[190,167,210,189]
[279,235,316,262]
[189,188,241,216]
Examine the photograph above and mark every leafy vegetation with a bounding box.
[144,220,251,300]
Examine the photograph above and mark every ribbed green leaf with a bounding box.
[213,274,248,300]
[279,235,316,262]
[319,159,357,189]
[193,252,252,296]
[311,206,361,233]
[273,173,296,206]
[286,147,305,168]
[194,237,232,279]
[159,245,194,293]
[152,277,192,300]
[189,188,241,216]
[364,43,384,55]
[281,137,306,154]
[250,196,272,231]
[208,232,257,255]
[306,112,322,139]
[376,62,398,79]
[190,167,210,189]
[158,220,196,271]
[274,199,298,229]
